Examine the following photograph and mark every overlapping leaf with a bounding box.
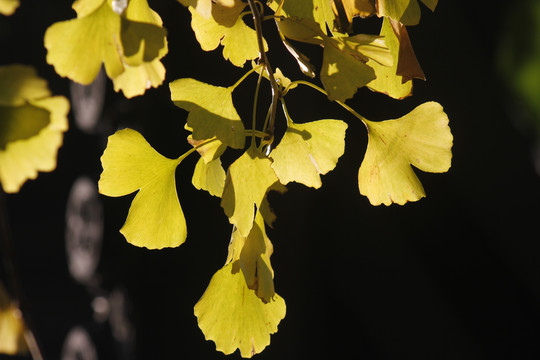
[188,0,265,67]
[194,261,285,358]
[270,118,347,188]
[0,0,19,15]
[0,65,69,193]
[221,145,284,237]
[375,0,437,26]
[44,0,167,95]
[358,102,452,205]
[98,128,186,249]
[170,78,245,149]
[192,157,226,197]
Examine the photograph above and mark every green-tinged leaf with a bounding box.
[194,261,286,358]
[269,0,331,35]
[189,5,264,67]
[44,0,124,84]
[0,65,69,193]
[358,102,453,205]
[375,0,437,25]
[0,0,19,15]
[270,119,347,188]
[192,157,226,197]
[221,145,284,237]
[170,78,245,149]
[98,128,186,249]
[367,17,414,99]
[275,16,325,45]
[251,61,296,91]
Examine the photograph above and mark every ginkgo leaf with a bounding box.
[170,78,245,149]
[367,17,415,99]
[187,134,227,163]
[45,0,167,87]
[177,0,212,18]
[358,102,452,205]
[194,261,286,358]
[98,128,186,249]
[0,283,27,355]
[221,145,284,237]
[111,0,168,97]
[189,4,265,67]
[332,0,375,33]
[0,65,69,193]
[0,0,19,15]
[251,61,296,91]
[44,0,124,84]
[390,19,425,81]
[192,157,226,197]
[270,119,347,188]
[226,211,275,302]
[375,0,437,26]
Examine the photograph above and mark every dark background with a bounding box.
[2,1,540,359]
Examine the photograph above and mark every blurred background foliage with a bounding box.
[1,0,540,359]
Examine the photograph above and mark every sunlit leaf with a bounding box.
[189,4,264,67]
[112,58,165,98]
[192,156,226,197]
[221,145,284,237]
[0,65,69,193]
[0,0,19,15]
[367,17,415,99]
[177,0,212,18]
[98,128,186,249]
[358,102,452,205]
[270,118,347,188]
[0,283,27,355]
[170,78,245,149]
[194,261,285,357]
[375,0,437,25]
[44,0,124,84]
[332,0,375,33]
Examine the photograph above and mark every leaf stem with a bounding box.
[177,137,220,163]
[286,80,369,123]
[247,0,281,140]
[251,68,264,147]
[231,64,263,91]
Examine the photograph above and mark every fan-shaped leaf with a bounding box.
[98,129,186,249]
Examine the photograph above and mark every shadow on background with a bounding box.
[2,1,540,359]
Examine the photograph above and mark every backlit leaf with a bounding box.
[192,157,226,197]
[189,4,264,67]
[221,145,284,237]
[0,0,19,15]
[375,0,437,26]
[0,65,69,193]
[332,0,375,33]
[44,0,124,84]
[0,283,27,355]
[194,261,285,357]
[170,78,245,149]
[270,118,347,188]
[177,0,212,18]
[358,102,452,205]
[98,128,186,249]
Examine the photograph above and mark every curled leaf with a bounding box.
[98,128,186,249]
[375,0,437,26]
[358,102,453,205]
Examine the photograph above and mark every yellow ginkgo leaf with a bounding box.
[0,0,19,15]
[44,0,124,85]
[221,145,284,237]
[192,157,226,197]
[177,0,212,18]
[194,261,286,358]
[98,128,186,249]
[227,211,275,302]
[358,102,453,205]
[189,4,264,67]
[0,65,69,194]
[170,78,245,149]
[0,283,27,355]
[270,119,347,188]
[367,17,413,99]
[112,53,166,98]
